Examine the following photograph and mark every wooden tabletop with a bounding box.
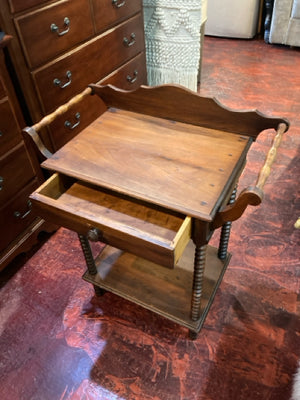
[42,108,252,221]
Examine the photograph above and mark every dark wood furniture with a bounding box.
[26,84,289,338]
[0,35,47,271]
[0,0,147,152]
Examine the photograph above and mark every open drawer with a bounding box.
[30,173,192,268]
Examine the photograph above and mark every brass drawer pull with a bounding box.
[127,70,138,84]
[53,70,72,89]
[123,33,136,47]
[14,200,32,219]
[112,0,126,8]
[50,17,70,37]
[64,112,80,130]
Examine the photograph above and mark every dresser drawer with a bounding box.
[0,179,39,252]
[0,77,6,99]
[15,0,94,68]
[47,94,106,151]
[32,13,145,113]
[100,52,147,90]
[0,98,22,157]
[30,173,192,268]
[9,0,49,13]
[0,142,36,206]
[92,0,142,33]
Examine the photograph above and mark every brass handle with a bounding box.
[127,70,138,84]
[53,70,72,89]
[112,0,126,8]
[123,33,136,47]
[14,200,32,219]
[50,17,70,36]
[64,112,80,130]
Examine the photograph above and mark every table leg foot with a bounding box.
[189,330,198,340]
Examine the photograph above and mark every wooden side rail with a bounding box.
[23,87,93,158]
[213,122,288,229]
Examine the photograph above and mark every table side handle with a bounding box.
[22,86,93,159]
[213,122,288,229]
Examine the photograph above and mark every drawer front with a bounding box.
[0,142,36,206]
[0,179,39,253]
[47,94,106,151]
[9,0,49,13]
[31,174,192,268]
[92,0,142,33]
[32,13,145,113]
[100,52,147,90]
[15,0,94,68]
[0,98,22,157]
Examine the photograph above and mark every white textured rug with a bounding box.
[143,0,206,91]
[292,361,300,400]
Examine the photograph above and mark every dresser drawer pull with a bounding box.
[127,70,138,84]
[50,17,70,37]
[112,0,126,8]
[64,112,80,130]
[123,33,136,47]
[14,200,32,219]
[0,131,3,137]
[0,176,3,190]
[53,71,72,89]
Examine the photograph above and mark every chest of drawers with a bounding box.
[0,36,47,270]
[0,0,147,152]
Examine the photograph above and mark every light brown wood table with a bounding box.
[26,84,289,338]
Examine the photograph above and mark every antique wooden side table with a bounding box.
[25,84,289,338]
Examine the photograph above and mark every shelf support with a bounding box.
[191,244,207,322]
[218,186,237,260]
[78,234,97,275]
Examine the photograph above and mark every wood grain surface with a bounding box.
[42,108,251,220]
[0,37,299,400]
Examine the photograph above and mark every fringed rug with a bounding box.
[143,0,206,91]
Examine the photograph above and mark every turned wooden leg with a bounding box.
[191,244,207,322]
[218,186,237,260]
[189,330,198,340]
[93,285,106,297]
[78,234,97,275]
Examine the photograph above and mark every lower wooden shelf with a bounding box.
[82,240,231,334]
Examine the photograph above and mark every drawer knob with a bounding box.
[0,131,3,137]
[0,175,3,190]
[50,17,70,37]
[14,200,32,219]
[123,33,136,47]
[53,70,72,89]
[87,228,102,242]
[64,112,80,130]
[112,0,126,7]
[127,70,138,84]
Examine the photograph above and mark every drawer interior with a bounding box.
[32,173,191,268]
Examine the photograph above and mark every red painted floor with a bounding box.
[0,37,300,400]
